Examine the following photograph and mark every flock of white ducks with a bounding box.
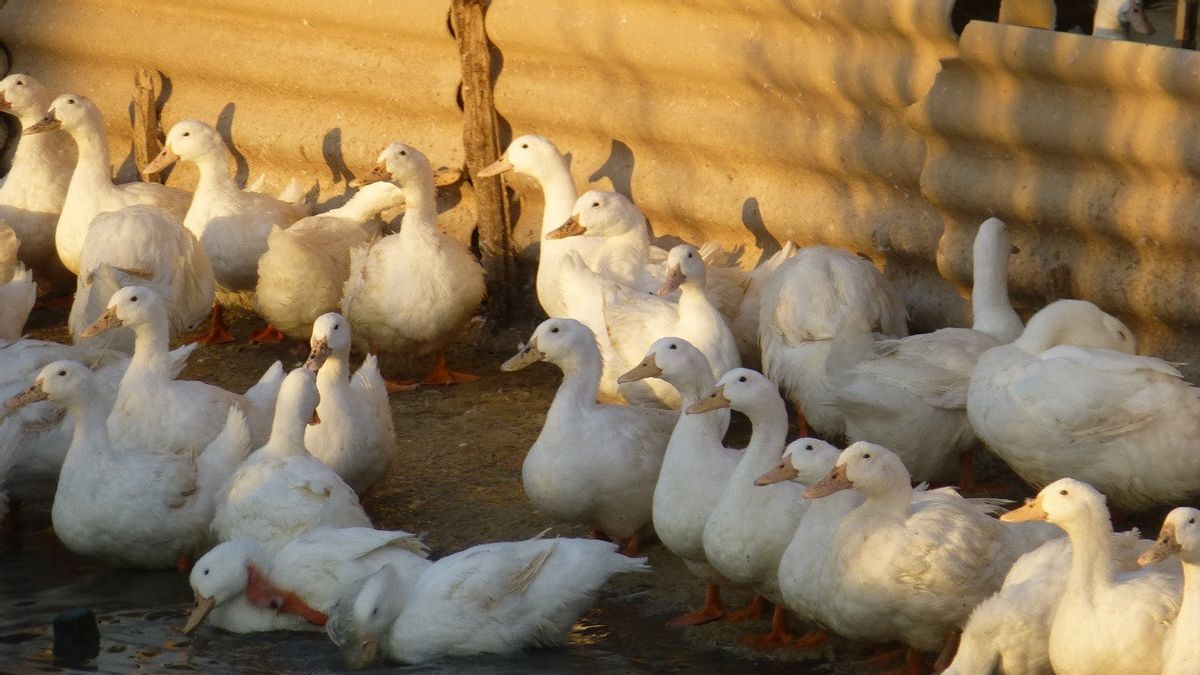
[0,69,1199,673]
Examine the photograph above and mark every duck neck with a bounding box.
[1062,512,1116,598]
[676,279,711,315]
[856,479,913,523]
[1182,560,1200,614]
[65,392,113,459]
[264,410,309,456]
[740,395,789,474]
[316,350,351,389]
[534,162,577,239]
[399,178,438,238]
[672,368,715,408]
[68,116,115,194]
[127,319,173,379]
[549,348,603,413]
[971,241,1020,342]
[193,149,238,194]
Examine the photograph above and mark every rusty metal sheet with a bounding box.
[486,0,964,328]
[0,0,473,233]
[912,19,1200,372]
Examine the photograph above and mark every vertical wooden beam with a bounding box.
[451,0,514,322]
[133,68,164,183]
[1177,0,1199,50]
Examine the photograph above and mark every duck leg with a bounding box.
[618,530,643,557]
[931,630,960,673]
[667,584,725,626]
[195,302,235,345]
[248,323,287,345]
[421,351,479,386]
[791,402,810,437]
[723,593,766,622]
[878,648,930,675]
[367,341,419,393]
[738,605,795,649]
[788,628,828,651]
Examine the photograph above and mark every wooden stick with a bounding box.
[451,0,514,321]
[1176,0,1198,50]
[133,68,164,183]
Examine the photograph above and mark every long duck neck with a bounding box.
[1062,511,1116,599]
[971,241,1020,342]
[533,161,576,239]
[64,390,114,462]
[68,115,116,195]
[549,346,603,414]
[398,176,438,239]
[739,395,789,474]
[127,318,173,380]
[263,406,311,457]
[316,349,352,389]
[855,476,914,524]
[1182,559,1200,617]
[193,148,238,194]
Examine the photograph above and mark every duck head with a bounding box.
[350,142,432,188]
[80,285,166,338]
[547,190,644,241]
[1015,299,1137,355]
[185,540,267,634]
[25,93,99,136]
[805,442,906,499]
[0,73,52,124]
[1140,506,1200,567]
[306,312,352,372]
[657,244,706,296]
[1001,477,1109,531]
[686,368,772,415]
[755,437,840,486]
[501,318,595,372]
[144,119,224,174]
[5,361,95,413]
[618,336,709,387]
[477,134,563,178]
[329,565,406,669]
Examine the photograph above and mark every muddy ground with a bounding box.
[0,303,1173,674]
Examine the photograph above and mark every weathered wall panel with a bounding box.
[0,0,475,234]
[912,20,1200,374]
[487,0,964,329]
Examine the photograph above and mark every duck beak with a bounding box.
[685,384,730,415]
[305,338,331,372]
[755,460,799,486]
[657,265,685,296]
[546,215,586,240]
[23,111,61,135]
[349,163,391,188]
[0,93,11,113]
[182,593,217,635]
[341,634,382,670]
[80,306,122,338]
[1138,522,1181,566]
[4,378,48,412]
[803,463,852,499]
[500,338,544,372]
[143,146,180,175]
[1123,0,1155,35]
[476,156,513,177]
[617,354,662,383]
[308,409,321,425]
[1000,496,1048,523]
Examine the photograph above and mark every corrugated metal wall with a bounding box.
[4,1,1200,371]
[912,20,1200,372]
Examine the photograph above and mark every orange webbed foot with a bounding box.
[723,594,766,623]
[618,531,643,557]
[667,584,724,627]
[248,323,287,345]
[196,303,235,345]
[737,605,794,650]
[421,352,479,386]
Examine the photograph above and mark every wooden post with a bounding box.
[1177,0,1199,50]
[133,68,164,183]
[451,0,515,322]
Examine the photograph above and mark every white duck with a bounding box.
[0,73,75,288]
[477,134,593,318]
[341,142,485,387]
[184,527,429,635]
[327,536,649,666]
[1002,478,1181,675]
[618,337,738,626]
[256,182,404,341]
[0,263,36,341]
[565,243,740,407]
[501,318,674,554]
[730,241,798,369]
[81,286,282,453]
[24,93,190,275]
[758,245,908,438]
[966,299,1200,512]
[69,204,214,353]
[142,119,308,345]
[1139,506,1200,675]
[212,367,371,552]
[3,361,253,568]
[946,529,1155,675]
[303,312,395,495]
[825,217,1021,485]
[688,368,808,647]
[1093,0,1155,40]
[805,443,1059,666]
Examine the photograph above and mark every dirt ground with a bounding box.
[1,303,1176,674]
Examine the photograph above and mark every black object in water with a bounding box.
[52,608,100,664]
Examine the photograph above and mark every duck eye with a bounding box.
[333,324,339,330]
[15,80,23,86]
[687,252,693,258]
[269,599,282,610]
[57,370,66,377]
[591,201,600,208]
[1191,518,1196,525]
[182,131,190,137]
[669,344,677,349]
[371,608,379,616]
[203,569,209,575]
[399,150,407,156]
[863,453,871,459]
[550,326,560,333]
[1060,489,1068,496]
[130,296,138,302]
[738,376,746,383]
[67,98,75,104]
[521,143,528,149]
[805,444,813,451]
